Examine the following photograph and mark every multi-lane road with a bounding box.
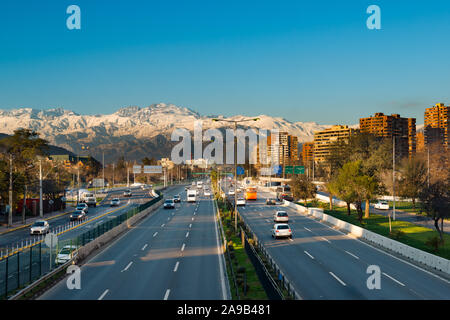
[0,187,149,252]
[223,181,450,300]
[39,184,230,300]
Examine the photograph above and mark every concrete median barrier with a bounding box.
[285,200,450,276]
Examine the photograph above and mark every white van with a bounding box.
[187,189,197,203]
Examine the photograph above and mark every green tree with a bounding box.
[290,175,316,205]
[329,161,360,216]
[398,157,427,208]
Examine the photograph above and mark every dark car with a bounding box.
[173,195,181,203]
[266,198,277,205]
[70,210,86,221]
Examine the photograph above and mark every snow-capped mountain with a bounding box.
[0,103,333,162]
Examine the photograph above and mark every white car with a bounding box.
[272,223,292,239]
[228,190,235,196]
[236,198,246,206]
[30,220,50,235]
[204,190,211,196]
[55,245,79,265]
[374,201,389,210]
[110,198,121,207]
[274,211,289,222]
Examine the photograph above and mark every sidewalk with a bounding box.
[0,205,76,236]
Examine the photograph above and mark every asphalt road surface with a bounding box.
[223,181,450,300]
[39,184,229,300]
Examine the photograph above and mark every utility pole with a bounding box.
[8,154,13,227]
[39,159,43,218]
[102,151,105,190]
[112,163,115,187]
[392,136,396,221]
[127,165,130,187]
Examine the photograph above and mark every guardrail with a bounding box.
[1,191,163,300]
[283,199,450,277]
[220,185,301,300]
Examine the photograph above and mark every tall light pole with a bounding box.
[392,134,408,221]
[39,159,44,217]
[8,154,13,227]
[212,117,260,232]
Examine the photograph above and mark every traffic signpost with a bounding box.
[294,166,305,174]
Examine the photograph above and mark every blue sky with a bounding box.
[1,0,449,125]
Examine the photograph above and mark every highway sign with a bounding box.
[133,165,142,174]
[284,166,293,174]
[143,165,162,174]
[294,166,305,174]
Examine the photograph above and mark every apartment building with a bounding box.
[301,142,314,165]
[256,131,299,166]
[313,125,358,163]
[424,103,450,149]
[359,112,416,159]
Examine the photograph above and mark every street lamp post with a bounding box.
[392,134,408,223]
[212,117,259,233]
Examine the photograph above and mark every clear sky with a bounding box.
[1,0,449,125]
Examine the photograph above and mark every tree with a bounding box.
[419,181,450,242]
[290,175,316,206]
[329,161,359,216]
[398,157,427,208]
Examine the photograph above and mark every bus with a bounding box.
[245,187,257,200]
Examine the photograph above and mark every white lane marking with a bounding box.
[98,289,109,300]
[383,272,405,286]
[172,212,174,216]
[189,223,192,228]
[122,261,133,272]
[162,224,165,227]
[329,272,346,286]
[304,227,312,232]
[181,243,186,251]
[167,217,170,221]
[153,232,158,237]
[164,289,170,300]
[141,244,148,251]
[345,251,359,260]
[173,261,180,272]
[185,231,189,238]
[265,219,270,223]
[304,251,314,259]
[321,237,331,243]
[192,217,195,221]
[194,212,196,215]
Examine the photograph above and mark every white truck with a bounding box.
[82,192,97,207]
[187,189,197,203]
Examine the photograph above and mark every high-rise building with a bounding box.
[359,112,416,159]
[416,131,425,152]
[313,125,358,163]
[257,131,299,166]
[424,103,450,149]
[301,142,314,166]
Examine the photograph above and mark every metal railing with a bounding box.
[0,191,162,300]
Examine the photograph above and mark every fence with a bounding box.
[0,191,162,300]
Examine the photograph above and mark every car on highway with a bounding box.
[173,195,181,203]
[272,223,292,239]
[266,198,277,205]
[228,190,235,196]
[76,203,88,213]
[123,190,132,197]
[30,220,49,235]
[55,245,79,265]
[70,210,86,221]
[204,190,211,196]
[374,200,389,210]
[110,198,121,207]
[163,199,175,209]
[236,198,246,206]
[274,211,289,222]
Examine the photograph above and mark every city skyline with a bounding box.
[1,1,450,124]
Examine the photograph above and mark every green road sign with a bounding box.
[294,166,305,174]
[192,172,210,175]
[284,166,293,174]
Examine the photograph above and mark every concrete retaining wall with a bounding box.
[75,197,163,262]
[284,200,450,276]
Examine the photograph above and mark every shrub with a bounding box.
[390,230,405,240]
[426,236,442,252]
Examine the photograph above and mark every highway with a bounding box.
[39,184,230,300]
[0,187,149,251]
[224,181,450,300]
